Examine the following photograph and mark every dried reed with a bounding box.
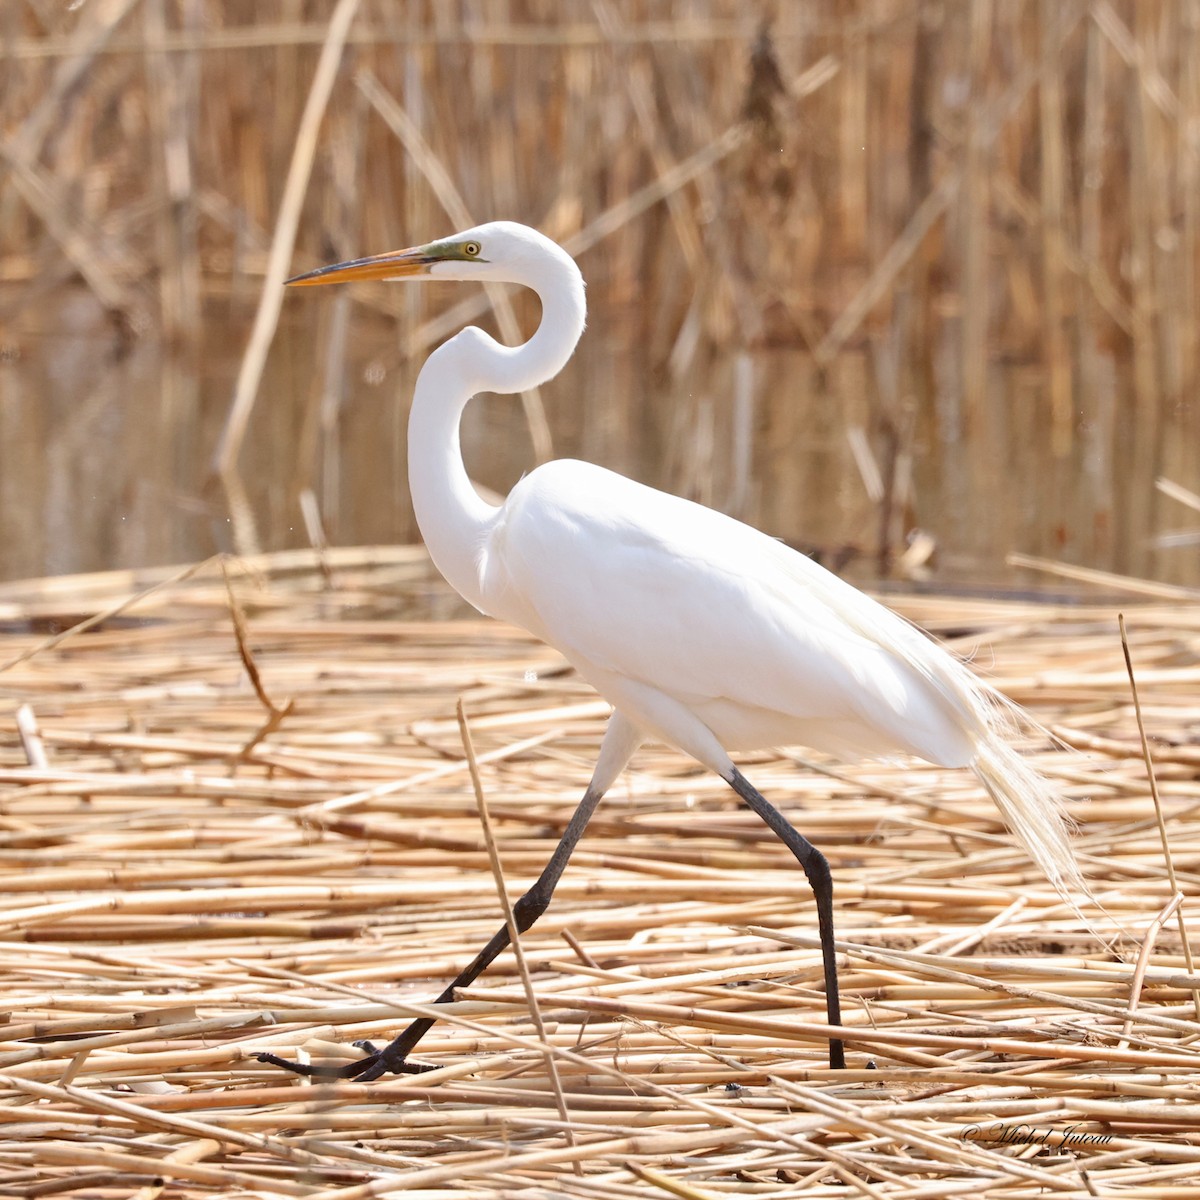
[4,4,1200,586]
[1,550,1199,1195]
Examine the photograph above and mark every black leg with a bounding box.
[727,766,845,1070]
[259,784,607,1081]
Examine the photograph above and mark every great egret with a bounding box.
[260,221,1082,1082]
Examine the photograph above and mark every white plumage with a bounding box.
[267,220,1083,1082]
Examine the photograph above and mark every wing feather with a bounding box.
[485,461,982,765]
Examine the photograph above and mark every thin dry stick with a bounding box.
[455,697,579,1169]
[213,0,360,480]
[0,557,211,673]
[1119,890,1185,1048]
[219,558,295,758]
[1118,612,1200,1020]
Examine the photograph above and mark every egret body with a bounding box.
[261,222,1081,1082]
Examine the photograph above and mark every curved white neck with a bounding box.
[406,248,586,611]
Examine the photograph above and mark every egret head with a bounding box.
[287,221,564,288]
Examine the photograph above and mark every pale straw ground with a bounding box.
[1,549,1199,1196]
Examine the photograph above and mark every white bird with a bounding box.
[261,221,1082,1082]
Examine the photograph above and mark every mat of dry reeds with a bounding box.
[1,549,1199,1197]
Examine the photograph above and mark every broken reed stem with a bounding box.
[1119,890,1184,1049]
[219,556,295,760]
[455,697,579,1169]
[14,703,47,769]
[1118,611,1200,1019]
[219,557,288,719]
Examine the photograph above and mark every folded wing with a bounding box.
[486,461,988,766]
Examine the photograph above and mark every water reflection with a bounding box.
[3,280,1198,589]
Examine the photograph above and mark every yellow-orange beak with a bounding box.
[286,245,434,287]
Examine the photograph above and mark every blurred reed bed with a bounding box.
[1,553,1200,1193]
[3,2,1200,584]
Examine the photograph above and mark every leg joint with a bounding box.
[512,886,550,932]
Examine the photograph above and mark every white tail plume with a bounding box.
[970,734,1085,898]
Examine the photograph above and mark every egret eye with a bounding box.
[463,241,481,258]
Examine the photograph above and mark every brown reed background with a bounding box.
[3,0,1200,585]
